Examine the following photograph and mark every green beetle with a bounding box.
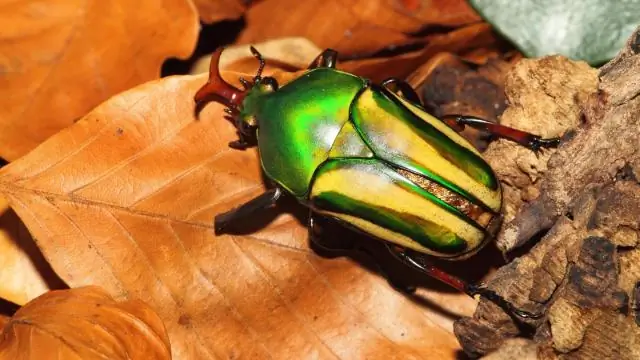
[194,47,559,319]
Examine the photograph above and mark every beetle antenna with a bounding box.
[250,46,266,82]
[194,48,247,109]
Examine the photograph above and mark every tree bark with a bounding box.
[454,27,640,359]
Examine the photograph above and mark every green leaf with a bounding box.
[469,0,640,65]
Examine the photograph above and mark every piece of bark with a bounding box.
[454,27,640,358]
[486,56,598,231]
[481,338,539,360]
[498,29,640,252]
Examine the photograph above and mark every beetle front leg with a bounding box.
[307,49,338,69]
[442,115,561,151]
[386,245,543,320]
[215,188,283,234]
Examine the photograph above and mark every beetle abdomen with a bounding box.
[256,69,365,198]
[306,83,503,258]
[309,158,492,257]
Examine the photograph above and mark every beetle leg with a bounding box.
[215,188,283,234]
[228,138,252,150]
[307,49,338,69]
[228,129,252,150]
[308,213,417,293]
[308,213,355,254]
[442,115,561,151]
[386,245,544,320]
[380,78,423,106]
[238,77,252,90]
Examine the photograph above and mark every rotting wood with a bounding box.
[454,27,640,359]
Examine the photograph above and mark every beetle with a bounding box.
[194,46,560,319]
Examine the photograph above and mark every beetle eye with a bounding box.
[261,77,279,91]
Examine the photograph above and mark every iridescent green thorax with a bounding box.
[249,68,365,197]
[238,84,268,127]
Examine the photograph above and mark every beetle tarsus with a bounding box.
[381,78,423,106]
[308,49,338,69]
[387,246,543,320]
[443,115,562,151]
[528,136,561,152]
[214,188,283,234]
[465,284,544,320]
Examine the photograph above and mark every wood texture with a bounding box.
[455,27,640,360]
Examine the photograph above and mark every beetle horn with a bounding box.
[194,48,246,110]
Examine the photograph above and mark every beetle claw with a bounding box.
[529,136,562,152]
[466,284,544,320]
[229,139,251,150]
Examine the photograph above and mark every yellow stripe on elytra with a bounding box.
[311,165,485,253]
[357,90,501,211]
[391,93,483,156]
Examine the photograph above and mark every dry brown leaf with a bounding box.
[0,196,59,305]
[195,25,501,89]
[192,0,247,23]
[0,0,199,161]
[236,0,481,54]
[340,23,499,83]
[0,72,476,359]
[0,286,171,360]
[407,52,513,119]
[191,37,322,75]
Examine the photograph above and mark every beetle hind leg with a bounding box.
[308,213,354,254]
[386,245,543,320]
[307,49,338,69]
[308,213,417,293]
[442,115,562,151]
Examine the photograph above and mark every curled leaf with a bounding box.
[341,23,500,82]
[0,286,171,360]
[0,197,59,305]
[237,0,481,54]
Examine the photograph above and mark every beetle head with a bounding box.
[194,46,278,148]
